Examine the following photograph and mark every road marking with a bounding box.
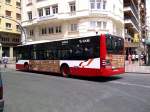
[110,81,150,89]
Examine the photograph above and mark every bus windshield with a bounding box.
[106,34,124,54]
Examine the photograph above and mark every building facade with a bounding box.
[0,0,21,60]
[21,0,124,44]
[146,8,150,38]
[145,1,150,65]
[124,0,146,58]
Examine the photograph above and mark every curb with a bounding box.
[125,72,150,74]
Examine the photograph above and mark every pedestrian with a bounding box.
[2,55,8,68]
[128,54,132,64]
[135,54,139,62]
[140,53,144,65]
[143,53,146,65]
[131,53,135,64]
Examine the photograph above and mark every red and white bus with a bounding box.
[16,34,125,77]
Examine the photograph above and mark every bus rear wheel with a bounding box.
[60,65,70,77]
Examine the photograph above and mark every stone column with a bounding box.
[9,47,13,61]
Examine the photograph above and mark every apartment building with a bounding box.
[0,0,21,60]
[21,0,124,44]
[146,1,150,65]
[124,0,146,58]
[146,15,150,38]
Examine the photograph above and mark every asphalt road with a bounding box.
[1,70,150,112]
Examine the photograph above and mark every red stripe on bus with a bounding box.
[16,64,24,70]
[79,59,94,68]
[70,67,125,77]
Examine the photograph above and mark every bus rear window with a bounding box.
[106,35,124,54]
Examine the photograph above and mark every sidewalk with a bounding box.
[125,61,150,74]
[0,63,16,70]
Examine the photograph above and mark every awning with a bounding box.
[124,41,139,48]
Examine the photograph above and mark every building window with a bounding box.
[113,4,115,12]
[38,8,43,17]
[69,2,76,12]
[55,26,61,33]
[2,38,9,42]
[12,38,20,42]
[90,0,95,9]
[90,21,96,28]
[5,0,11,4]
[27,0,32,5]
[45,7,50,15]
[97,21,102,28]
[16,25,20,31]
[16,1,21,8]
[103,0,106,9]
[6,23,11,29]
[52,5,58,14]
[41,27,47,35]
[28,11,32,20]
[16,13,21,20]
[90,0,106,10]
[103,21,107,29]
[48,27,54,34]
[5,10,11,17]
[70,24,78,31]
[97,0,101,9]
[90,21,107,29]
[29,29,34,36]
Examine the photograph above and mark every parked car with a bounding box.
[0,74,4,111]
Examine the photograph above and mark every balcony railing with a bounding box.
[125,16,139,31]
[124,3,139,21]
[37,14,58,22]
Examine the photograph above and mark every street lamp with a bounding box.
[0,16,27,44]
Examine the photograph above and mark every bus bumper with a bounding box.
[70,67,125,77]
[100,68,125,77]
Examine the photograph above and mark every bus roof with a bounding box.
[17,34,123,47]
[17,36,90,46]
[18,38,72,46]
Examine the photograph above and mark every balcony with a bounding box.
[21,18,37,27]
[124,16,139,32]
[124,5,139,22]
[37,14,58,22]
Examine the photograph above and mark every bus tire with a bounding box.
[24,63,29,71]
[60,64,70,78]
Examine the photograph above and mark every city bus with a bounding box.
[16,34,125,77]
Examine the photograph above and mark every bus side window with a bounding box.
[106,37,112,52]
[82,47,91,60]
[88,47,94,58]
[47,50,53,60]
[68,49,73,59]
[19,54,22,60]
[74,45,83,59]
[60,49,68,59]
[53,50,58,60]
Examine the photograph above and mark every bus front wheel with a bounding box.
[60,65,70,77]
